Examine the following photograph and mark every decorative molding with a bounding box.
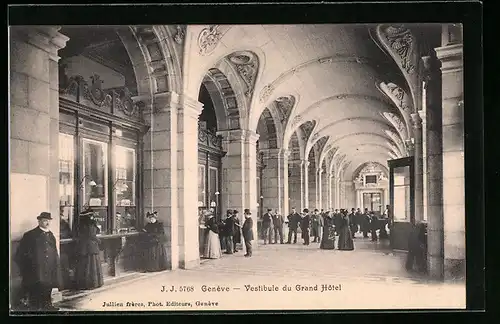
[259,84,274,103]
[227,51,258,98]
[410,113,422,129]
[384,129,406,156]
[381,112,407,139]
[387,142,402,158]
[60,74,141,118]
[405,139,415,156]
[290,115,303,128]
[379,82,411,112]
[198,25,222,56]
[311,132,320,142]
[275,95,295,124]
[382,25,416,74]
[174,25,186,44]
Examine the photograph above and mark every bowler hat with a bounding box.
[244,208,251,214]
[303,208,309,213]
[146,211,158,218]
[80,207,95,217]
[37,212,52,220]
[233,209,239,214]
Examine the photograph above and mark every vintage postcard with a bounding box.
[8,3,480,313]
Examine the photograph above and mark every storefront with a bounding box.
[58,74,148,287]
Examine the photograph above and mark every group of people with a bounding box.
[14,209,170,311]
[263,206,391,249]
[201,208,254,259]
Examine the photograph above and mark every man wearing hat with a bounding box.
[242,209,254,257]
[14,212,61,311]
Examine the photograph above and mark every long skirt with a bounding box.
[143,242,168,272]
[320,227,336,250]
[74,253,104,290]
[203,230,222,259]
[337,227,354,251]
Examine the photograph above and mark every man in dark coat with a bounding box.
[362,208,370,238]
[300,209,311,245]
[262,208,273,244]
[224,211,236,254]
[242,209,254,257]
[271,209,284,244]
[14,212,61,311]
[232,210,241,252]
[286,207,301,244]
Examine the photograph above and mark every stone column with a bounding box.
[412,112,424,223]
[10,26,69,304]
[219,129,260,243]
[418,110,428,222]
[288,160,302,211]
[308,164,316,209]
[436,28,464,280]
[327,173,333,210]
[322,170,329,210]
[334,177,340,209]
[143,92,180,270]
[301,160,310,209]
[177,95,204,269]
[261,148,289,216]
[316,168,323,210]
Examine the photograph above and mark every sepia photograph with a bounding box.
[8,3,482,314]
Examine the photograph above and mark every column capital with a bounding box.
[301,160,310,168]
[136,91,181,114]
[316,168,324,175]
[179,94,204,117]
[410,112,422,129]
[435,43,463,74]
[11,26,70,62]
[217,129,260,143]
[280,148,291,159]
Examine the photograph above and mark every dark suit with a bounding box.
[262,213,272,244]
[242,217,254,256]
[271,214,284,244]
[14,227,61,310]
[287,212,301,243]
[224,217,236,254]
[300,215,311,245]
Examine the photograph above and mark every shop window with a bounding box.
[82,138,109,233]
[114,146,137,233]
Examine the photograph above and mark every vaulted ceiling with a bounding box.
[205,24,410,179]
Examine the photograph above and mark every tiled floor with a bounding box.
[56,236,466,312]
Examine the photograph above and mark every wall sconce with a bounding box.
[79,175,97,188]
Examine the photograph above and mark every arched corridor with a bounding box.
[9,22,468,311]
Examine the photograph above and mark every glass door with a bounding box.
[362,193,382,215]
[388,156,414,251]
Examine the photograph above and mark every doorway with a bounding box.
[362,192,382,215]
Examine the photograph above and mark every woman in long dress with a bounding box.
[74,208,104,289]
[337,211,354,251]
[203,212,222,259]
[320,211,336,250]
[142,211,168,272]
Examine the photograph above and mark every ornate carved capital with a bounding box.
[417,110,426,124]
[198,25,222,56]
[405,139,415,155]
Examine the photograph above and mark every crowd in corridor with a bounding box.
[200,205,392,260]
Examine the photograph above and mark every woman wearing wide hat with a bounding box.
[202,210,222,259]
[141,211,168,272]
[320,210,336,250]
[74,208,104,290]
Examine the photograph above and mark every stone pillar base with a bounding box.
[428,255,444,280]
[180,258,200,270]
[51,288,62,304]
[444,258,466,281]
